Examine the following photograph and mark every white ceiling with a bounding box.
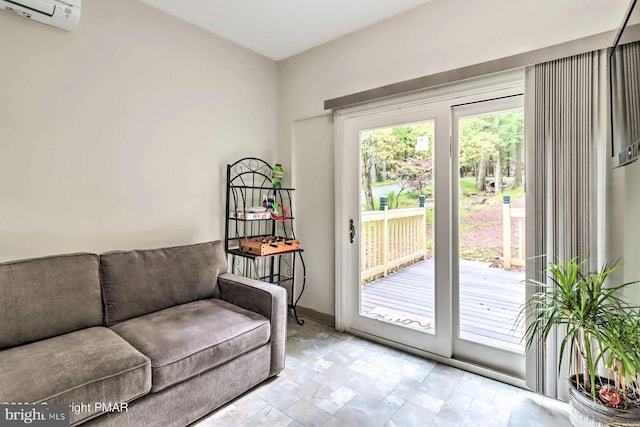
[138,0,434,60]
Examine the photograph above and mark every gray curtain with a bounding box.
[525,49,608,400]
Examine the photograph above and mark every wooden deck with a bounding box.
[360,259,525,353]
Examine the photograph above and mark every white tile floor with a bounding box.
[195,317,571,426]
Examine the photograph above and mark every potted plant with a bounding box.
[520,258,640,426]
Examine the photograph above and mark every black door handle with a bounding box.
[349,219,355,244]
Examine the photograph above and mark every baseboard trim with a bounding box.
[295,306,335,327]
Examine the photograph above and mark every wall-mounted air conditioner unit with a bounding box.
[1,0,81,31]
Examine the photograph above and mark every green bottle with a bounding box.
[272,163,283,189]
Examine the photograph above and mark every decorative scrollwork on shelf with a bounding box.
[230,157,272,188]
[225,157,305,325]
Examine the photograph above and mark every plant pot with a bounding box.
[569,375,640,427]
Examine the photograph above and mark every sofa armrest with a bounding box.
[217,273,287,376]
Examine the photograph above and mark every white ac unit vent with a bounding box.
[1,0,81,31]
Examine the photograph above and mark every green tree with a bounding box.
[498,110,525,188]
[458,110,524,193]
[361,122,435,210]
[361,133,376,211]
[459,116,499,191]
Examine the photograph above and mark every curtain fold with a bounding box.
[525,49,608,400]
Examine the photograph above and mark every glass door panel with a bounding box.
[359,121,436,334]
[452,96,526,378]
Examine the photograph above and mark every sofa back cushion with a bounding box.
[0,253,103,349]
[100,241,228,325]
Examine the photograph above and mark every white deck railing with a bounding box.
[361,207,427,282]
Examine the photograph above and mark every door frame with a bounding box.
[334,69,529,382]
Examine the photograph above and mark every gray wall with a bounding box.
[277,0,632,316]
[0,0,276,261]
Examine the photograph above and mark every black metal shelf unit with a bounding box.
[224,157,306,325]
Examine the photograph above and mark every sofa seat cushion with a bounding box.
[110,298,270,393]
[0,327,151,426]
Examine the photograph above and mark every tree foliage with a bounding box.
[360,110,524,210]
[361,122,435,210]
[459,110,524,192]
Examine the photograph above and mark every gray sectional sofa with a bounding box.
[0,241,287,426]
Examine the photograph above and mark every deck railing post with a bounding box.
[379,196,388,211]
[503,195,512,270]
[422,206,427,260]
[382,205,389,277]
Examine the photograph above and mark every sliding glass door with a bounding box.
[335,71,527,380]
